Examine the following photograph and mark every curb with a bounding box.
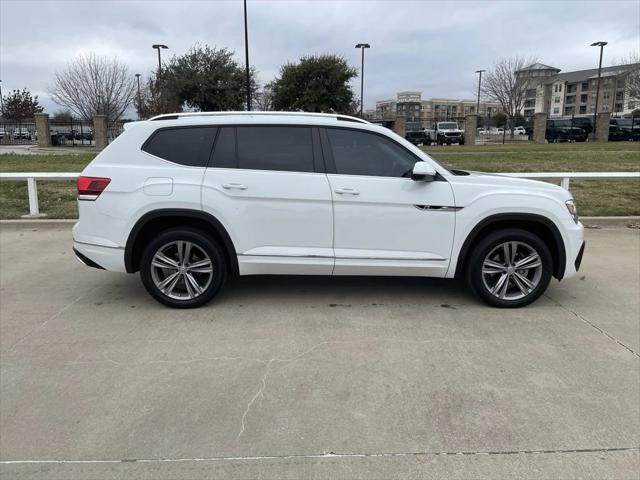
[581,216,640,228]
[1,217,639,229]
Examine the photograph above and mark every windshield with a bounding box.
[439,123,458,130]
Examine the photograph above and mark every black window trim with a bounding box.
[320,125,446,181]
[141,125,218,168]
[207,124,324,174]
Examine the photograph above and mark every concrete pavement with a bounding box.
[0,224,638,479]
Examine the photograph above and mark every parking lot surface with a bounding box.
[0,223,638,479]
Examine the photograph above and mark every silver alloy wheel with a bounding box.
[481,241,543,301]
[150,240,214,300]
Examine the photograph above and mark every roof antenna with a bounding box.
[328,108,337,114]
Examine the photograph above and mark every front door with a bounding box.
[321,127,456,277]
[202,126,334,275]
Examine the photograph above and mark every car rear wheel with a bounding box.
[140,228,227,308]
[466,229,552,308]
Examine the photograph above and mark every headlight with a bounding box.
[565,199,579,223]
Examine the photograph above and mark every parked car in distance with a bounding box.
[607,124,629,142]
[405,130,430,146]
[513,126,526,135]
[12,127,32,140]
[73,111,584,309]
[425,121,465,145]
[0,127,6,140]
[610,118,640,141]
[545,119,587,142]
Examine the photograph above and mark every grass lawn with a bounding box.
[0,142,638,218]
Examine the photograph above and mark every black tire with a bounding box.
[140,228,227,308]
[465,228,552,308]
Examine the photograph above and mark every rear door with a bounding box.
[322,127,455,277]
[202,125,334,275]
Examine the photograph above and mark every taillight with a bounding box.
[77,176,111,201]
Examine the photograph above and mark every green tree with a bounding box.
[162,45,257,111]
[492,112,507,128]
[270,54,358,113]
[2,88,43,122]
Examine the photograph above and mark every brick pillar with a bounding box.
[533,112,548,144]
[34,113,51,147]
[464,114,477,146]
[595,112,611,142]
[393,116,406,138]
[93,115,108,149]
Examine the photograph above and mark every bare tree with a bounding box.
[51,54,136,123]
[616,51,640,104]
[253,83,273,111]
[481,56,536,138]
[134,73,183,119]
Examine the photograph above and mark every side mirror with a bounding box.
[411,161,437,182]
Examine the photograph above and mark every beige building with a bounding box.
[515,62,640,119]
[374,91,502,130]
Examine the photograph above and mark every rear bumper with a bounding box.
[73,241,127,273]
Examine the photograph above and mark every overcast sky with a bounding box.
[1,0,638,116]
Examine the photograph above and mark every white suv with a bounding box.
[73,112,585,308]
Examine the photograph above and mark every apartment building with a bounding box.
[374,92,502,130]
[515,62,640,119]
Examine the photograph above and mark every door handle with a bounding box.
[222,183,248,190]
[335,188,360,195]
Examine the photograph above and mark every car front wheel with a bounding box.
[140,228,227,308]
[466,229,552,308]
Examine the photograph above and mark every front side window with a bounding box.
[143,127,216,167]
[236,126,314,173]
[326,128,417,178]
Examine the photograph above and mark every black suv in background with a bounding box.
[610,118,640,141]
[405,130,430,146]
[546,119,588,142]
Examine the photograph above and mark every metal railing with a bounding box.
[0,171,639,218]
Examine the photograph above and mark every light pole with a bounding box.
[590,41,607,138]
[355,43,370,117]
[135,74,142,119]
[152,44,168,75]
[243,0,251,111]
[475,69,485,117]
[0,79,3,118]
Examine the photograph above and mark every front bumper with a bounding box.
[574,241,585,272]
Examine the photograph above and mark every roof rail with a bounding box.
[148,111,370,124]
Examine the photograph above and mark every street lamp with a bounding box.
[134,74,142,119]
[590,41,607,138]
[475,69,486,116]
[243,0,251,111]
[152,44,168,75]
[355,43,370,117]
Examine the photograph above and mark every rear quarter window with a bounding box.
[142,126,217,167]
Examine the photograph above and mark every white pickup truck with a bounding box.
[425,122,465,145]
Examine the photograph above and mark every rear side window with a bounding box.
[236,126,314,173]
[143,127,216,167]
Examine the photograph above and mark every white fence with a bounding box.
[0,171,639,217]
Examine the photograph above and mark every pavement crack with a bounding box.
[236,359,274,449]
[545,294,639,358]
[2,446,638,465]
